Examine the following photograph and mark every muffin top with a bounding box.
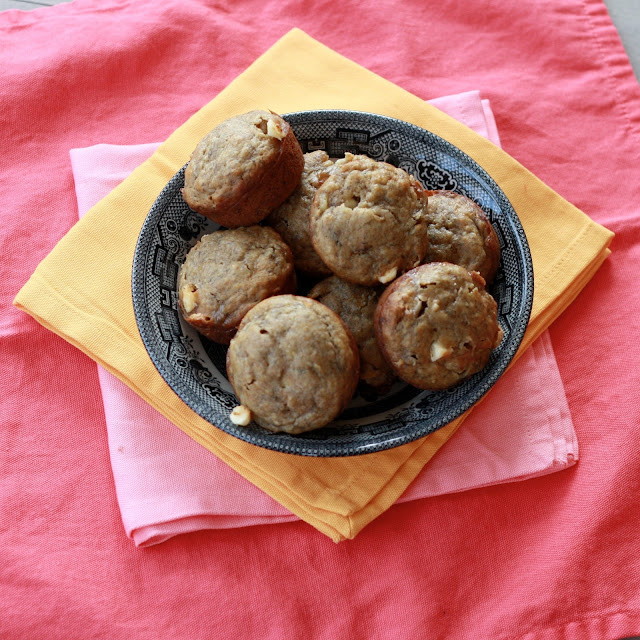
[266,150,334,277]
[309,153,429,286]
[178,226,295,343]
[182,110,303,226]
[375,262,502,390]
[308,276,395,392]
[226,295,359,433]
[423,190,501,283]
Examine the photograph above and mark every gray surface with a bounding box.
[604,0,640,81]
[0,0,71,8]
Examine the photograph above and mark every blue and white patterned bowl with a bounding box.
[132,110,534,457]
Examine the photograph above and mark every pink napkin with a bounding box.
[69,91,576,547]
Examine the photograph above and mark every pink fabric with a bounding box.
[2,1,640,638]
[68,91,577,547]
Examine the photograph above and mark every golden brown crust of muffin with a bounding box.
[265,150,334,277]
[309,153,429,286]
[423,190,501,284]
[308,276,395,393]
[374,262,502,390]
[226,295,360,434]
[182,110,304,228]
[178,226,296,344]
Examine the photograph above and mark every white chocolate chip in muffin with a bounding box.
[230,405,252,426]
[378,266,398,284]
[267,118,286,140]
[344,196,359,209]
[315,192,328,213]
[430,340,452,362]
[181,285,199,314]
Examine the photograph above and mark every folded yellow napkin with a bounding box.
[14,28,613,542]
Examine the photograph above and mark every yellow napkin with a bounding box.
[14,29,613,542]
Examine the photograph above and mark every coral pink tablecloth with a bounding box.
[1,1,639,638]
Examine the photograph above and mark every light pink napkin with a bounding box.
[70,91,577,547]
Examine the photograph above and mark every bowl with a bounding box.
[132,110,534,456]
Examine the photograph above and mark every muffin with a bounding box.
[308,276,395,393]
[226,295,360,434]
[182,110,304,227]
[423,190,501,283]
[309,153,429,286]
[265,150,334,277]
[178,226,296,344]
[374,262,503,390]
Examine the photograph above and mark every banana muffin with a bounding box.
[178,226,296,344]
[182,110,304,227]
[374,262,503,390]
[308,276,395,393]
[423,190,501,284]
[309,153,429,286]
[265,150,335,277]
[226,295,360,434]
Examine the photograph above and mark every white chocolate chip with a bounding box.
[315,192,328,213]
[266,118,286,140]
[181,285,199,314]
[334,153,354,167]
[230,405,252,426]
[378,266,398,284]
[344,197,359,209]
[430,340,452,362]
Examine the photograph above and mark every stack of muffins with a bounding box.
[178,110,503,434]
